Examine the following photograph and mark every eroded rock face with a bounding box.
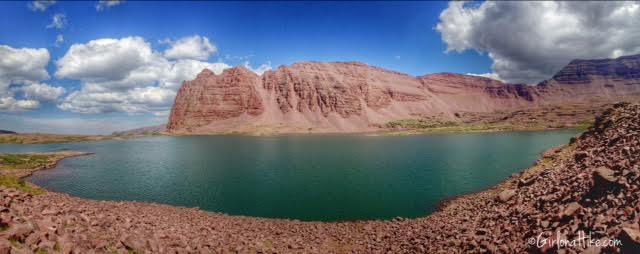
[262,62,368,117]
[551,54,640,85]
[167,63,544,133]
[167,55,640,134]
[419,73,540,104]
[167,67,264,131]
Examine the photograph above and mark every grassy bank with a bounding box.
[380,118,593,136]
[0,154,53,170]
[0,174,44,195]
[0,151,91,194]
[0,133,119,144]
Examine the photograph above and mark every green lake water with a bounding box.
[0,130,579,221]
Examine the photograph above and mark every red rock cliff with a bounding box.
[167,57,640,134]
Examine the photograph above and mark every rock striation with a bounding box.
[167,55,640,134]
[550,54,640,85]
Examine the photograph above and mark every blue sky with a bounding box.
[1,1,639,134]
[0,1,491,75]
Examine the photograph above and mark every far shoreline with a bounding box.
[0,124,588,145]
[162,124,587,138]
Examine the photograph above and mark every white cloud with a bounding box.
[21,83,65,102]
[244,61,272,75]
[96,0,123,11]
[163,35,218,61]
[55,34,64,47]
[0,45,63,112]
[57,87,176,114]
[28,0,56,11]
[56,37,156,82]
[46,13,66,29]
[436,1,640,84]
[466,72,503,82]
[0,45,50,88]
[0,97,40,112]
[55,36,231,114]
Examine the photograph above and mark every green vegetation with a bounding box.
[383,118,528,135]
[9,239,20,248]
[0,174,44,194]
[0,154,52,170]
[521,142,576,180]
[575,120,594,130]
[0,152,88,195]
[385,119,458,129]
[383,116,594,136]
[0,134,113,144]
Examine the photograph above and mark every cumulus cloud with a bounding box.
[56,37,156,82]
[0,98,40,112]
[55,36,231,114]
[96,0,123,11]
[436,1,640,84]
[55,34,64,47]
[28,0,56,12]
[0,45,64,111]
[57,87,176,114]
[163,35,218,61]
[46,13,66,29]
[0,46,50,88]
[21,83,65,102]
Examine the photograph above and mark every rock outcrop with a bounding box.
[2,103,638,253]
[550,54,640,85]
[167,68,264,132]
[539,54,640,102]
[167,55,640,134]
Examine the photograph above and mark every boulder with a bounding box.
[121,235,148,251]
[622,227,640,243]
[594,166,617,183]
[620,227,640,254]
[518,176,538,187]
[560,202,582,218]
[584,166,622,200]
[574,151,589,162]
[497,189,517,202]
[7,223,34,241]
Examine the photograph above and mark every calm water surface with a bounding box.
[0,131,578,221]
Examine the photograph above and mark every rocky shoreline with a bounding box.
[1,103,639,253]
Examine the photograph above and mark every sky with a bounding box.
[1,1,639,134]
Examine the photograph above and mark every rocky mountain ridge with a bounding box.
[166,54,640,134]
